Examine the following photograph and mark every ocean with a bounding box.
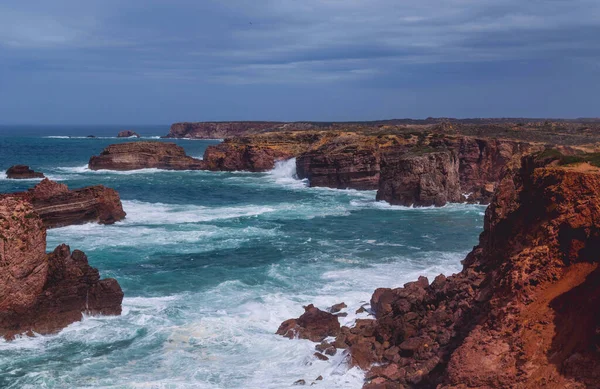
[0,125,485,389]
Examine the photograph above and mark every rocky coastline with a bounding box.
[277,154,600,388]
[0,197,123,339]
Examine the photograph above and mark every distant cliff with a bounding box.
[165,122,288,139]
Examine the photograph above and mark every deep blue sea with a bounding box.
[0,125,485,389]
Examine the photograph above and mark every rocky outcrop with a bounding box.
[117,130,140,138]
[166,122,286,139]
[5,165,44,179]
[284,156,599,388]
[276,304,341,342]
[89,142,204,171]
[0,197,123,339]
[2,179,126,228]
[202,132,326,172]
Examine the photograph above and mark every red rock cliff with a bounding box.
[0,197,123,339]
[279,156,600,388]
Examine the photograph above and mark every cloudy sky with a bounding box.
[0,0,598,124]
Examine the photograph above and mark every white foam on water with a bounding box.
[55,165,206,175]
[122,200,278,225]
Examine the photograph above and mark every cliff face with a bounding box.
[2,179,126,228]
[89,142,204,171]
[316,157,600,388]
[0,198,123,339]
[376,151,462,206]
[201,132,327,172]
[375,136,537,206]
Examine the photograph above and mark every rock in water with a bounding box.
[276,304,340,342]
[88,142,205,171]
[117,130,140,138]
[0,198,123,339]
[1,178,126,228]
[5,165,44,179]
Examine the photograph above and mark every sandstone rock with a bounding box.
[5,165,44,179]
[276,304,340,342]
[1,179,126,228]
[202,132,325,172]
[117,130,140,138]
[0,198,123,338]
[89,142,204,171]
[376,150,462,207]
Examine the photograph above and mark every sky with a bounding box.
[0,0,599,124]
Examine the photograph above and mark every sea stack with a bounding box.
[88,142,204,171]
[5,165,45,179]
[0,197,123,339]
[1,178,126,228]
[117,130,140,138]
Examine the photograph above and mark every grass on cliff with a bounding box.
[536,149,600,168]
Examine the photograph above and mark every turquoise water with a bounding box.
[0,126,485,389]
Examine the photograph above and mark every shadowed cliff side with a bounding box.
[0,197,123,339]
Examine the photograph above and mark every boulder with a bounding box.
[276,304,341,342]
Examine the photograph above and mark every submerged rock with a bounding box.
[5,165,44,179]
[0,198,123,339]
[89,142,204,171]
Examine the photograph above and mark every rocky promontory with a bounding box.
[89,142,204,171]
[117,130,140,138]
[0,197,123,339]
[279,154,600,388]
[165,121,322,139]
[2,178,126,228]
[5,165,45,179]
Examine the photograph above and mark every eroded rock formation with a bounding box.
[202,132,326,172]
[0,197,123,339]
[2,178,126,228]
[89,142,204,171]
[278,155,600,388]
[5,165,45,179]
